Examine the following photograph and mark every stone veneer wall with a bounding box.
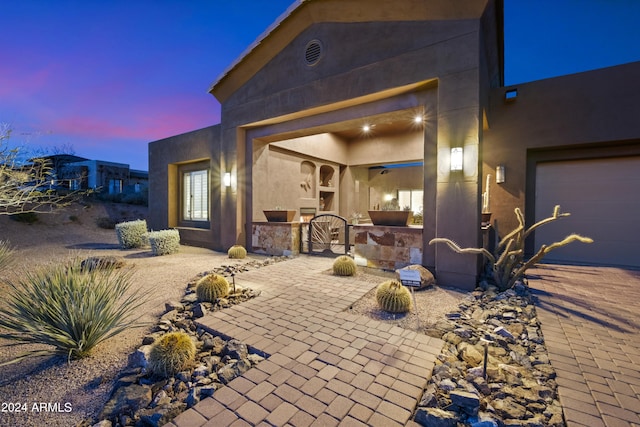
[353,225,423,270]
[251,222,300,256]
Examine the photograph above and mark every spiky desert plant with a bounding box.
[430,205,593,291]
[196,273,230,302]
[376,280,412,313]
[228,245,247,259]
[0,240,14,273]
[0,258,145,364]
[332,255,357,276]
[148,332,196,377]
[115,219,148,249]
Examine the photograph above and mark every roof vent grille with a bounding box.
[304,40,323,66]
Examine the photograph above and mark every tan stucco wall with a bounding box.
[483,62,640,237]
[148,125,222,249]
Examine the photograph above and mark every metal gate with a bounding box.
[304,214,350,256]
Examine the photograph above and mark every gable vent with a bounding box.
[304,40,323,66]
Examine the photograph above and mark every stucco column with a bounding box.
[434,77,482,290]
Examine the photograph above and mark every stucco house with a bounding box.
[148,0,640,289]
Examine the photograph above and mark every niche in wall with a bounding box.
[300,160,316,198]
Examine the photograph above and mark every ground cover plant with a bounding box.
[0,258,147,364]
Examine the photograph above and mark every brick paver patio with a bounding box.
[166,256,443,427]
[530,264,640,427]
[166,257,640,426]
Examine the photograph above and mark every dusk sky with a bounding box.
[2,1,639,171]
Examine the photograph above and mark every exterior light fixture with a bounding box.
[362,124,371,132]
[223,172,231,187]
[496,165,505,184]
[450,147,463,172]
[413,115,423,124]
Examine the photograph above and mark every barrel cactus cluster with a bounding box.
[148,332,196,377]
[195,273,230,302]
[375,280,412,313]
[332,255,357,276]
[227,245,247,259]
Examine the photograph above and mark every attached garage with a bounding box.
[534,156,640,268]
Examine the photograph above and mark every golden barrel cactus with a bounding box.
[375,280,412,313]
[148,332,196,377]
[227,245,247,259]
[196,274,230,302]
[332,255,357,276]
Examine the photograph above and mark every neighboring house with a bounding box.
[148,0,640,289]
[43,155,148,194]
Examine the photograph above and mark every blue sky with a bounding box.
[2,1,639,170]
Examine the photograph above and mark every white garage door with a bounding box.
[535,156,640,268]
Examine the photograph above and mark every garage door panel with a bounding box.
[535,156,640,268]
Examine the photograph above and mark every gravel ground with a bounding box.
[345,269,468,332]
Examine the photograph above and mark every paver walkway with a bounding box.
[530,264,640,427]
[166,256,443,427]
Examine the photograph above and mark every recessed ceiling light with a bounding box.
[413,115,423,124]
[363,124,371,132]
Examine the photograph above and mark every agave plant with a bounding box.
[0,240,14,273]
[0,258,147,364]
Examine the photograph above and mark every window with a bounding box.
[398,189,423,215]
[183,170,208,221]
[109,179,123,194]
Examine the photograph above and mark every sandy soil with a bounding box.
[0,201,466,426]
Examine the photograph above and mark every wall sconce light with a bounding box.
[223,172,231,187]
[496,165,505,184]
[450,147,463,172]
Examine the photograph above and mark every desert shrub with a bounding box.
[196,274,230,302]
[0,240,14,273]
[332,255,357,276]
[376,280,412,314]
[148,229,180,256]
[0,258,145,363]
[148,332,196,377]
[227,245,247,259]
[115,219,148,249]
[10,212,38,224]
[121,191,148,206]
[96,216,117,229]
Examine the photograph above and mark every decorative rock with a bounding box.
[127,345,151,369]
[395,264,435,289]
[192,303,207,318]
[224,339,248,359]
[186,388,200,408]
[92,420,113,427]
[459,343,483,366]
[100,384,152,419]
[492,397,527,419]
[493,326,514,340]
[165,301,185,312]
[414,282,561,427]
[450,390,480,415]
[414,408,459,427]
[469,412,499,427]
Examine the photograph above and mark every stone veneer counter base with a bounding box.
[353,224,423,270]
